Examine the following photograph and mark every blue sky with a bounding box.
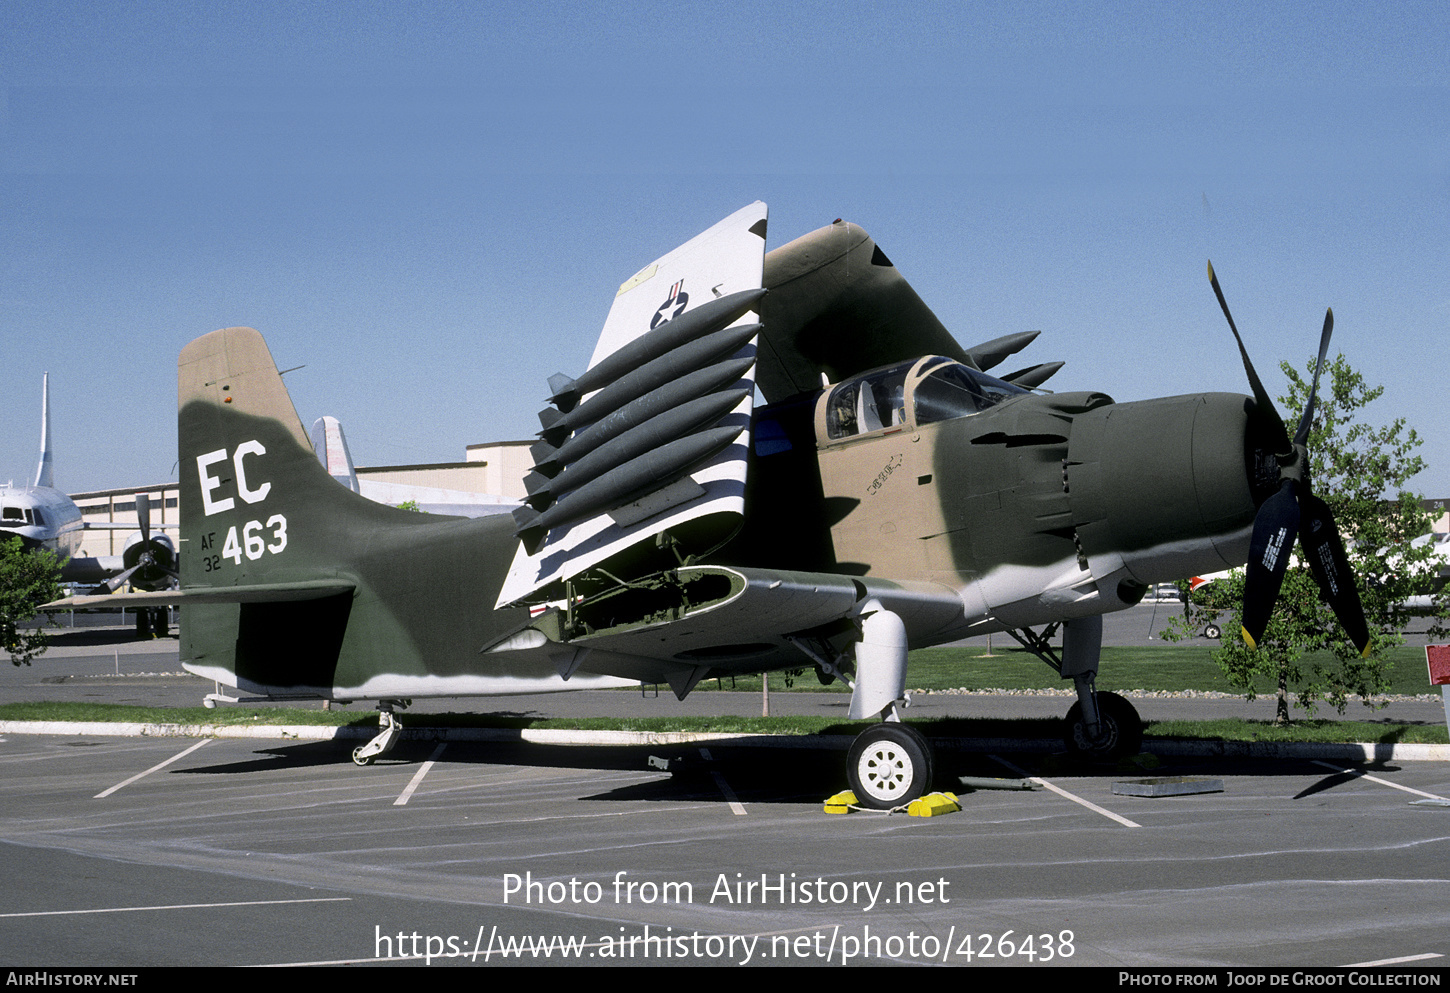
[3,1,1447,500]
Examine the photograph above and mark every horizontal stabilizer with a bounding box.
[44,580,356,610]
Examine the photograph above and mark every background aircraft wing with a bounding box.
[497,202,768,607]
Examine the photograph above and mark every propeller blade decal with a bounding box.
[1241,480,1300,649]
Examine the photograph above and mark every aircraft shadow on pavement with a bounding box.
[165,738,855,804]
[163,732,1421,807]
[174,739,360,774]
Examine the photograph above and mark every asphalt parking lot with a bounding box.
[3,606,1448,969]
[2,728,1448,968]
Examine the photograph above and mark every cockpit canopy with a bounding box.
[819,356,1029,443]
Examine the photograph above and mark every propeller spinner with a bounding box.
[1207,262,1370,656]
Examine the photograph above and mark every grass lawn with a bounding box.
[3,645,1441,744]
[698,644,1439,698]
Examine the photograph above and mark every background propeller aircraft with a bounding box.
[44,203,1370,807]
[4,374,179,635]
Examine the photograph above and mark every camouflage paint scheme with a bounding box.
[46,212,1282,712]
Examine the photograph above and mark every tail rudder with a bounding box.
[310,415,361,493]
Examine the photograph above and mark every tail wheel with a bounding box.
[847,723,934,809]
[1063,691,1142,759]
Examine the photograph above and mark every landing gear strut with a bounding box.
[1009,615,1142,760]
[792,600,936,809]
[352,702,407,766]
[133,606,169,639]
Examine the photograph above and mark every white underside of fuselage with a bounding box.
[183,661,636,701]
[938,523,1252,642]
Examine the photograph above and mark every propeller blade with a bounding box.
[135,493,151,543]
[1298,492,1371,656]
[1293,309,1334,448]
[1241,480,1301,649]
[1207,261,1291,455]
[1209,268,1368,655]
[94,563,142,595]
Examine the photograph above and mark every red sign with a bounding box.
[1427,645,1450,686]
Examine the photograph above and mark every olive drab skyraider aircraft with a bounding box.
[43,201,1372,808]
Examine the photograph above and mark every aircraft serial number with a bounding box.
[200,515,288,571]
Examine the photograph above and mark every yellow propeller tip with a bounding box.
[1241,627,1257,650]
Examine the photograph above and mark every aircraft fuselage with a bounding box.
[730,355,1276,640]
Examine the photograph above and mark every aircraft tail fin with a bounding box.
[34,372,53,489]
[174,327,439,694]
[176,327,426,590]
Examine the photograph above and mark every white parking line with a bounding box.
[94,739,211,798]
[394,743,448,805]
[1311,760,1450,801]
[991,755,1142,828]
[0,897,350,918]
[699,748,746,815]
[1345,953,1444,967]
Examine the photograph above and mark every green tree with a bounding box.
[1,536,64,666]
[1174,355,1447,723]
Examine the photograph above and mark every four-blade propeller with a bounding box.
[1207,262,1370,656]
[91,492,179,595]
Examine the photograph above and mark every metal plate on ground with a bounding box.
[1113,777,1225,797]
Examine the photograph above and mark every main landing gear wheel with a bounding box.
[1062,691,1142,760]
[847,723,934,810]
[1204,623,1222,640]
